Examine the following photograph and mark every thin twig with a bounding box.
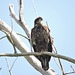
[10,57,18,71]
[5,57,12,75]
[65,71,75,74]
[54,58,61,70]
[53,50,65,74]
[0,67,2,71]
[53,44,65,75]
[32,0,38,17]
[58,58,65,75]
[16,33,30,40]
[53,49,61,70]
[0,36,6,40]
[70,65,75,71]
[0,33,29,40]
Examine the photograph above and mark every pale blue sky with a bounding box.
[0,0,75,75]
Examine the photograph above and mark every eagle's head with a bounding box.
[34,17,43,26]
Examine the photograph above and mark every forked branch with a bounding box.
[9,4,31,38]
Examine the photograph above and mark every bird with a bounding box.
[31,17,53,71]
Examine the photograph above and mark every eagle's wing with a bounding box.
[43,25,54,44]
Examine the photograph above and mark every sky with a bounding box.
[0,0,75,75]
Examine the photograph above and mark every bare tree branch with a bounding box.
[32,0,38,17]
[5,57,12,75]
[0,67,2,71]
[0,20,57,75]
[10,57,18,71]
[16,33,30,40]
[70,65,75,71]
[0,35,6,40]
[0,52,75,64]
[19,0,24,21]
[9,4,31,38]
[54,58,61,70]
[53,44,65,75]
[65,71,75,74]
[0,33,29,41]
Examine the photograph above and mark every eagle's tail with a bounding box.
[41,55,51,71]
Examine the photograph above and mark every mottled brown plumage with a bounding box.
[31,17,53,71]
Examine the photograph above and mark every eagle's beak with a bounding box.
[40,21,43,24]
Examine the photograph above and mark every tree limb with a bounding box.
[19,0,24,21]
[9,4,31,38]
[0,52,75,64]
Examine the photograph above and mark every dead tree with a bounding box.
[0,0,75,75]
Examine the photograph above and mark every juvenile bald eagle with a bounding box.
[31,17,53,71]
